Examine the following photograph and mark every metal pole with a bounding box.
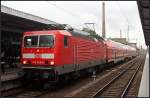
[102,2,106,38]
[120,29,122,38]
[127,25,129,43]
[136,38,137,48]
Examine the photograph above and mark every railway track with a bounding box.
[66,55,145,97]
[124,55,145,97]
[93,56,144,97]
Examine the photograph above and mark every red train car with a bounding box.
[105,39,137,63]
[21,29,107,82]
[21,28,136,84]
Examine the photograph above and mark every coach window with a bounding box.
[64,36,68,47]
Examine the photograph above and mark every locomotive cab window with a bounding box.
[39,35,54,47]
[24,35,54,47]
[64,36,68,47]
[24,36,38,47]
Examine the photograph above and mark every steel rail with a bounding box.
[92,56,140,97]
[120,56,144,97]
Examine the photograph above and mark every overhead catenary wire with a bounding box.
[45,1,81,19]
[46,2,104,33]
[116,2,137,30]
[45,1,89,30]
[115,2,130,25]
[115,2,135,42]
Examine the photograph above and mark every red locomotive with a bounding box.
[21,25,137,85]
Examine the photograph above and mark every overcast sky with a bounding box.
[1,1,146,48]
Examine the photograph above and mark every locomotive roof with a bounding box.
[24,30,101,42]
[40,24,103,41]
[24,24,104,42]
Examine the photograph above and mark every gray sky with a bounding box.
[1,1,146,49]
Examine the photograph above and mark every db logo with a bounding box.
[35,54,41,58]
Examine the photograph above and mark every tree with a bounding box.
[82,28,96,34]
[82,28,102,39]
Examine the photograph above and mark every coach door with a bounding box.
[73,43,78,71]
[106,46,108,62]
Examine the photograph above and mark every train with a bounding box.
[21,25,137,86]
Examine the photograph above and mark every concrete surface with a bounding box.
[138,52,149,97]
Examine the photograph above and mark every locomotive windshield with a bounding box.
[39,35,54,47]
[24,35,54,47]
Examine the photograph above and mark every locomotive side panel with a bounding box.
[74,37,106,70]
[55,36,107,74]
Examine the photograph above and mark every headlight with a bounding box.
[23,60,27,64]
[50,61,54,65]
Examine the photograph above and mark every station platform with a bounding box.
[138,51,149,97]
